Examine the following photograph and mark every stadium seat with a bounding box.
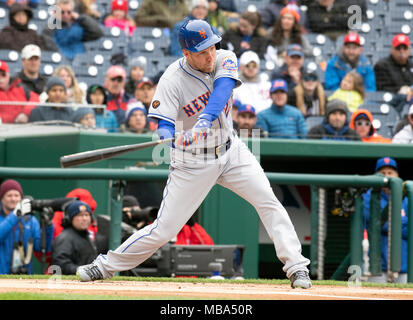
[306,33,336,60]
[305,116,325,131]
[129,37,167,56]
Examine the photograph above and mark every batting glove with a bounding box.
[176,117,212,147]
[15,198,32,217]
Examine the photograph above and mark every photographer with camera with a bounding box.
[52,200,97,275]
[0,179,54,274]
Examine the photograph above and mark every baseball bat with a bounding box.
[60,138,174,168]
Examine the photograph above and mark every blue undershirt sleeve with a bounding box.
[198,77,237,122]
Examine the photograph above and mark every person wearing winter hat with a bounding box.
[72,107,96,128]
[362,157,409,283]
[119,101,150,134]
[86,84,118,132]
[0,2,47,52]
[29,77,75,123]
[0,179,54,274]
[307,99,361,140]
[104,0,136,36]
[125,56,147,95]
[52,200,97,275]
[349,109,391,143]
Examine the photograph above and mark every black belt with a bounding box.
[191,138,232,159]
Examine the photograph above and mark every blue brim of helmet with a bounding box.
[188,34,222,52]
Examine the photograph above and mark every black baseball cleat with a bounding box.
[289,270,312,289]
[76,263,104,282]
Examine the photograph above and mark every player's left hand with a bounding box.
[176,117,212,147]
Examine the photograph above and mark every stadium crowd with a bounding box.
[0,0,412,143]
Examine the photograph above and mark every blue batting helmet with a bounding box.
[178,19,222,52]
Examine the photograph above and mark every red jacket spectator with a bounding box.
[52,188,98,240]
[0,60,39,123]
[175,220,214,245]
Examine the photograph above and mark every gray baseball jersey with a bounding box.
[148,49,241,148]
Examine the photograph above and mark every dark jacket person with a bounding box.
[0,3,47,51]
[52,201,97,275]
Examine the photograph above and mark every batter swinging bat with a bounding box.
[60,138,174,168]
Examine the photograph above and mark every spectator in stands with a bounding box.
[256,78,307,139]
[349,109,391,143]
[260,0,307,30]
[104,0,136,37]
[125,56,146,96]
[0,179,54,274]
[207,0,228,35]
[374,34,413,103]
[134,77,157,131]
[134,0,189,29]
[41,0,103,60]
[52,188,98,240]
[74,0,101,20]
[13,44,48,95]
[306,0,350,41]
[362,157,409,284]
[0,60,39,123]
[0,0,39,8]
[29,77,75,123]
[119,101,150,134]
[0,3,47,52]
[325,32,376,92]
[86,84,118,132]
[104,65,133,126]
[52,200,97,275]
[237,103,266,138]
[392,105,413,144]
[233,50,272,113]
[52,65,86,104]
[307,99,361,140]
[221,10,268,59]
[328,71,365,112]
[287,67,326,117]
[265,4,312,67]
[170,0,210,57]
[271,44,305,90]
[73,107,96,129]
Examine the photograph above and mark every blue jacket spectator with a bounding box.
[0,179,54,274]
[170,0,210,57]
[41,0,103,60]
[325,32,376,92]
[256,79,307,139]
[362,157,409,278]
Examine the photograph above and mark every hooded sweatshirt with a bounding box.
[349,109,392,143]
[0,3,46,51]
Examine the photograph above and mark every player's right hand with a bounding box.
[14,198,32,217]
[175,130,196,147]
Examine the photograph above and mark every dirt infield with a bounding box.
[0,278,412,300]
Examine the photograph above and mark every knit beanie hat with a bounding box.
[326,99,349,117]
[123,195,140,208]
[0,179,23,199]
[46,77,66,93]
[125,101,147,123]
[72,107,95,123]
[65,200,92,222]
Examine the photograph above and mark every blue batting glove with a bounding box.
[193,116,212,139]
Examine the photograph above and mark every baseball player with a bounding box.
[77,20,311,289]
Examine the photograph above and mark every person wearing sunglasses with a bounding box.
[104,65,134,127]
[393,105,413,144]
[349,109,391,143]
[41,0,103,60]
[374,34,413,105]
[287,67,326,117]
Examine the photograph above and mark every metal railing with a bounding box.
[0,167,406,280]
